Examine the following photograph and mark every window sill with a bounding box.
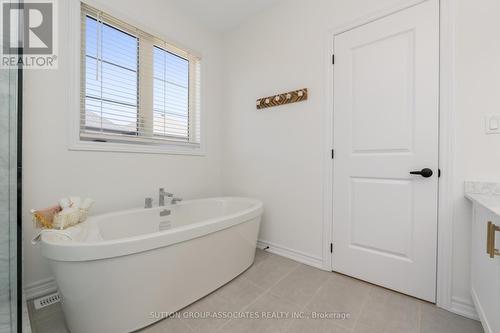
[68,139,205,156]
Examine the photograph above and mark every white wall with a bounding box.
[221,0,500,317]
[23,0,224,287]
[451,0,500,307]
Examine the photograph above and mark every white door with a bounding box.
[332,0,439,302]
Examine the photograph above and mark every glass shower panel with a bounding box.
[0,48,19,333]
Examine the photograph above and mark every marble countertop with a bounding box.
[465,181,500,217]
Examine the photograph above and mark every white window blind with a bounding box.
[153,47,189,139]
[80,3,201,149]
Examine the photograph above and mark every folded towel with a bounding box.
[31,229,73,245]
[31,224,87,245]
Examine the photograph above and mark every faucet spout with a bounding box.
[171,197,183,204]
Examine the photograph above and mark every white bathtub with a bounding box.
[40,197,263,333]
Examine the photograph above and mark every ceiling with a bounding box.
[169,0,282,33]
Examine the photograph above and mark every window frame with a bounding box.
[68,2,204,156]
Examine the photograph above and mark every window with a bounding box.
[79,3,201,153]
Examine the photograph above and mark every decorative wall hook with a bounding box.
[256,88,308,110]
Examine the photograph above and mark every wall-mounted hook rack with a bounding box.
[256,88,308,110]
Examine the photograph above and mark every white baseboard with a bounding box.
[449,296,479,321]
[24,278,57,301]
[471,288,491,333]
[257,240,324,270]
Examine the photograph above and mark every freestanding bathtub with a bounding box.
[40,197,263,333]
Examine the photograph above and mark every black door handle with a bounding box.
[409,168,433,178]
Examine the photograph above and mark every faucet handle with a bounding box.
[159,188,173,197]
[145,197,153,209]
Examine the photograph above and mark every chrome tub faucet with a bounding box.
[159,188,173,206]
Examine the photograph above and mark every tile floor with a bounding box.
[28,249,484,333]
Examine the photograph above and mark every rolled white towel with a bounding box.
[58,198,71,209]
[31,224,88,245]
[70,196,81,208]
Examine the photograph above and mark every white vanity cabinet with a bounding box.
[469,196,500,333]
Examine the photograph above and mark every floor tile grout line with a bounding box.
[265,264,329,307]
[185,322,195,333]
[417,301,423,333]
[215,259,302,332]
[239,274,266,292]
[180,315,196,333]
[280,271,332,333]
[345,283,372,333]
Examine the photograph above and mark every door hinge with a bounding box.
[331,149,335,159]
[330,243,333,253]
[438,169,441,178]
[332,54,335,65]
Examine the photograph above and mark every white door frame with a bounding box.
[322,0,457,313]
